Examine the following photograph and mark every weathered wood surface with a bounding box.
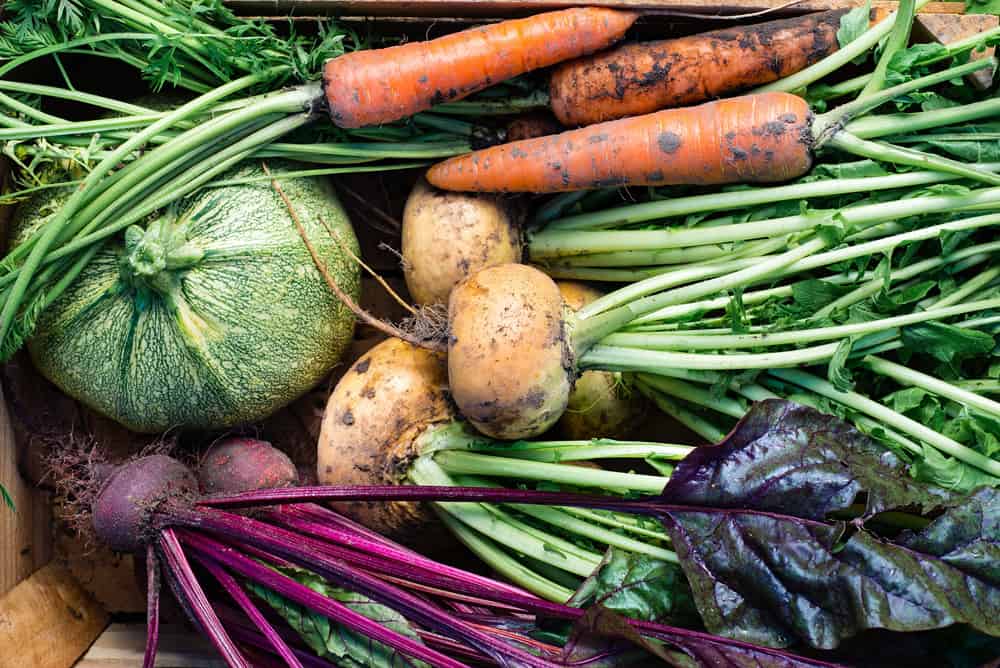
[78,624,221,667]
[0,563,108,668]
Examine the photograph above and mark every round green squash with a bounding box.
[11,161,360,433]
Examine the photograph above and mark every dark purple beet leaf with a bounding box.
[563,605,846,668]
[663,399,954,520]
[655,400,1000,650]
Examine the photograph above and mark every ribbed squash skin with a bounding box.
[11,161,360,433]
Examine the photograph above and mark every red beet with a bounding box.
[199,438,298,496]
[92,455,197,552]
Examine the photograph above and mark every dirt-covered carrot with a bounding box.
[430,92,813,192]
[549,9,848,126]
[323,8,638,128]
[427,55,999,194]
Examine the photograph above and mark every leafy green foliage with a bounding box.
[248,564,428,668]
[0,0,355,92]
[827,337,855,391]
[966,0,1000,15]
[655,400,1000,650]
[837,1,872,62]
[900,322,995,365]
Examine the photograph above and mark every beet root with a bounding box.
[200,437,298,496]
[92,455,197,552]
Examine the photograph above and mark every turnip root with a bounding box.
[317,337,454,539]
[449,264,574,439]
[312,334,689,599]
[401,178,522,305]
[200,438,298,496]
[556,281,646,440]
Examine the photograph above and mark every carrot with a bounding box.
[426,92,814,193]
[323,8,638,129]
[549,9,847,126]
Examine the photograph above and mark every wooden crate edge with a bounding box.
[0,562,109,668]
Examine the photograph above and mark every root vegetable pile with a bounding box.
[5,1,1000,666]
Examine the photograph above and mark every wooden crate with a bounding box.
[0,2,993,666]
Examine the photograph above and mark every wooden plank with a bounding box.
[0,161,53,597]
[226,0,967,18]
[0,563,108,668]
[0,362,52,593]
[78,624,221,667]
[917,13,998,89]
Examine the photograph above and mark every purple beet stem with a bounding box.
[158,529,251,667]
[142,545,160,668]
[195,486,846,668]
[199,485,650,513]
[179,529,471,668]
[272,504,540,600]
[195,554,305,668]
[172,506,558,668]
[219,611,338,668]
[265,511,531,613]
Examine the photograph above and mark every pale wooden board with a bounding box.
[226,0,967,17]
[78,624,222,667]
[0,563,108,668]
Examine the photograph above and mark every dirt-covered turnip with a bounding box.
[316,337,453,539]
[401,178,522,305]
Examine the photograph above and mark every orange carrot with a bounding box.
[549,10,847,126]
[323,8,638,129]
[426,92,814,193]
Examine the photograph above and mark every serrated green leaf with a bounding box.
[828,338,856,392]
[725,288,749,334]
[838,1,873,63]
[901,322,995,364]
[802,160,889,182]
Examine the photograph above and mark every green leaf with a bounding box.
[725,288,749,334]
[838,1,873,63]
[801,160,889,181]
[827,338,856,392]
[791,279,850,314]
[1,484,14,511]
[248,565,428,668]
[966,0,1000,15]
[901,322,995,364]
[911,442,1000,492]
[925,138,1000,162]
[568,549,700,627]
